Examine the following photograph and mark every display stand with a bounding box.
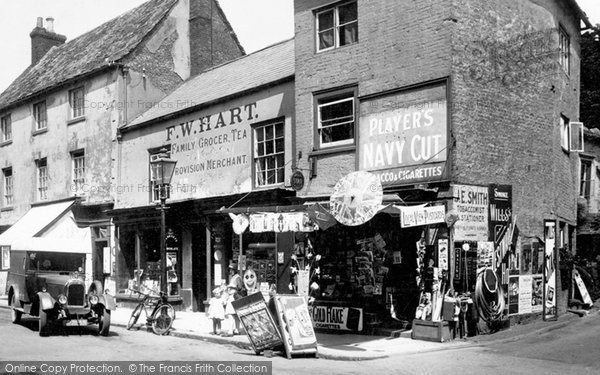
[231,292,284,355]
[272,295,319,359]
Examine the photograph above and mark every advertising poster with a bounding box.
[543,222,557,320]
[531,275,544,312]
[297,270,310,297]
[438,239,449,271]
[358,82,448,187]
[508,276,520,315]
[309,304,363,332]
[488,185,513,247]
[519,275,533,314]
[232,293,283,352]
[273,295,318,350]
[476,241,494,274]
[452,185,489,242]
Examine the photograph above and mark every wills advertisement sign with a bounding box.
[359,83,448,186]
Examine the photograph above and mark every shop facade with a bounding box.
[111,40,296,311]
[292,0,587,333]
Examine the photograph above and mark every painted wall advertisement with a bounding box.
[160,89,292,201]
[309,304,363,332]
[452,185,489,242]
[359,82,448,187]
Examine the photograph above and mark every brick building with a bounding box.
[0,0,243,294]
[292,0,591,331]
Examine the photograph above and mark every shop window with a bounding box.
[2,167,13,207]
[69,86,85,119]
[1,114,12,143]
[316,1,358,52]
[33,101,47,132]
[149,146,171,202]
[71,150,85,195]
[253,120,285,187]
[580,157,593,200]
[559,26,570,75]
[36,158,48,201]
[315,87,356,149]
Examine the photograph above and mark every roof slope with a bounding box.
[0,0,178,110]
[125,38,295,129]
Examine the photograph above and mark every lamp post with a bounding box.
[150,148,177,295]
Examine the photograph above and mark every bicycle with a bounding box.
[126,288,176,335]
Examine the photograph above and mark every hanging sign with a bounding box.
[290,171,305,191]
[399,204,446,228]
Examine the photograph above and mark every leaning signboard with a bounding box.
[231,292,283,354]
[272,295,318,359]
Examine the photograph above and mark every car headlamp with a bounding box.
[89,295,99,305]
[58,295,67,305]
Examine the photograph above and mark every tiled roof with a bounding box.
[0,0,178,110]
[125,38,295,129]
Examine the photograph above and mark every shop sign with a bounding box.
[272,295,318,352]
[309,305,363,331]
[573,269,593,306]
[543,222,557,320]
[290,171,305,191]
[249,212,315,233]
[399,204,446,228]
[452,184,489,242]
[359,83,448,187]
[438,239,448,270]
[489,184,512,247]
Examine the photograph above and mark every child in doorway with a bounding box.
[207,286,225,335]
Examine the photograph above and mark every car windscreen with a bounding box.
[27,251,85,272]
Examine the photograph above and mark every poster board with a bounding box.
[272,295,318,359]
[231,292,283,354]
[573,269,593,306]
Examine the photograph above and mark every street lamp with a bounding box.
[150,148,177,295]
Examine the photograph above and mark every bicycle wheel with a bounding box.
[127,304,143,330]
[151,304,175,335]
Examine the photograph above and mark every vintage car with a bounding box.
[6,250,115,336]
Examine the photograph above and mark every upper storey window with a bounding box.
[316,1,358,52]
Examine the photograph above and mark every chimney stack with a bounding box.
[30,16,66,66]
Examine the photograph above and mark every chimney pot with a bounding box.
[46,17,54,33]
[36,17,43,29]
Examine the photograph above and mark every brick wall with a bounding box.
[30,28,66,65]
[189,0,244,77]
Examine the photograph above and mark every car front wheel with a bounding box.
[10,294,22,324]
[98,308,111,336]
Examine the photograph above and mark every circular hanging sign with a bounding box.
[290,171,305,191]
[329,171,383,226]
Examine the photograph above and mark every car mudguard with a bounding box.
[37,291,56,311]
[97,294,116,311]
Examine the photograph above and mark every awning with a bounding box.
[0,200,91,253]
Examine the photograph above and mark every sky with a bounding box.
[0,0,598,93]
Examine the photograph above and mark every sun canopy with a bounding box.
[0,200,91,254]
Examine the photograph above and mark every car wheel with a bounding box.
[39,309,50,336]
[127,304,143,330]
[98,308,111,336]
[10,294,22,324]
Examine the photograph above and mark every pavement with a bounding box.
[2,295,597,361]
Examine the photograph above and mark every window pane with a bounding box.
[317,10,334,30]
[338,2,357,24]
[267,156,275,170]
[320,99,353,123]
[265,140,274,155]
[267,170,275,185]
[319,30,335,50]
[265,125,274,141]
[275,123,284,138]
[257,142,265,157]
[339,22,358,46]
[276,168,285,184]
[256,128,264,142]
[275,138,284,153]
[276,154,285,168]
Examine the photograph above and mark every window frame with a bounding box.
[314,86,358,151]
[560,114,570,153]
[1,114,12,144]
[69,86,85,119]
[33,100,48,132]
[252,118,286,188]
[580,156,593,200]
[315,1,358,52]
[2,167,13,208]
[558,25,570,75]
[36,158,49,201]
[149,145,172,203]
[71,149,85,195]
